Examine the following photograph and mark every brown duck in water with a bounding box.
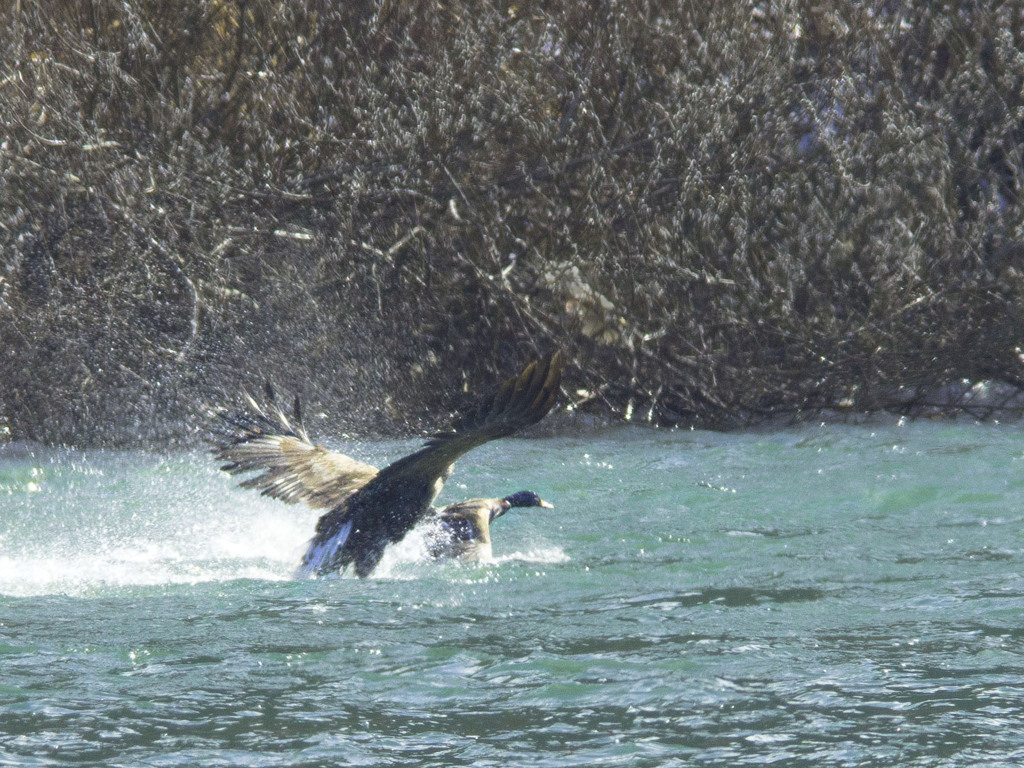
[211,353,563,577]
[423,490,553,563]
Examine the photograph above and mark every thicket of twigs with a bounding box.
[2,1,1024,445]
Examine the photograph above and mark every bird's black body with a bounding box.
[210,352,564,578]
[304,467,446,577]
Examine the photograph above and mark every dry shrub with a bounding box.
[2,1,1023,444]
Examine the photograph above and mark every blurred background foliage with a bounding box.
[2,0,1023,445]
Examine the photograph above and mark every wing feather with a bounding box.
[380,351,564,483]
[210,389,378,510]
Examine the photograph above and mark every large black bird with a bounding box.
[211,353,563,577]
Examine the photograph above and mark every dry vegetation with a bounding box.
[2,1,1024,445]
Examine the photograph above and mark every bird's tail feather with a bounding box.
[296,520,353,578]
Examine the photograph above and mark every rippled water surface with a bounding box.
[3,422,1024,766]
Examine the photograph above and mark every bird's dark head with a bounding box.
[503,490,554,509]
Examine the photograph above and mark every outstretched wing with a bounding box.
[299,351,564,577]
[210,387,378,510]
[377,350,565,486]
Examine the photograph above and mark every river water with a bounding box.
[2,421,1023,766]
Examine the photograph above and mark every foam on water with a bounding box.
[360,524,569,581]
[494,546,570,565]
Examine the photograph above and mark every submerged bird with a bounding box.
[211,352,563,577]
[423,490,553,563]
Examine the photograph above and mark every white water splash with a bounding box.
[360,528,569,580]
[494,546,570,565]
[0,448,571,595]
[0,481,313,598]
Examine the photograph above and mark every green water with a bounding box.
[2,422,1024,766]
